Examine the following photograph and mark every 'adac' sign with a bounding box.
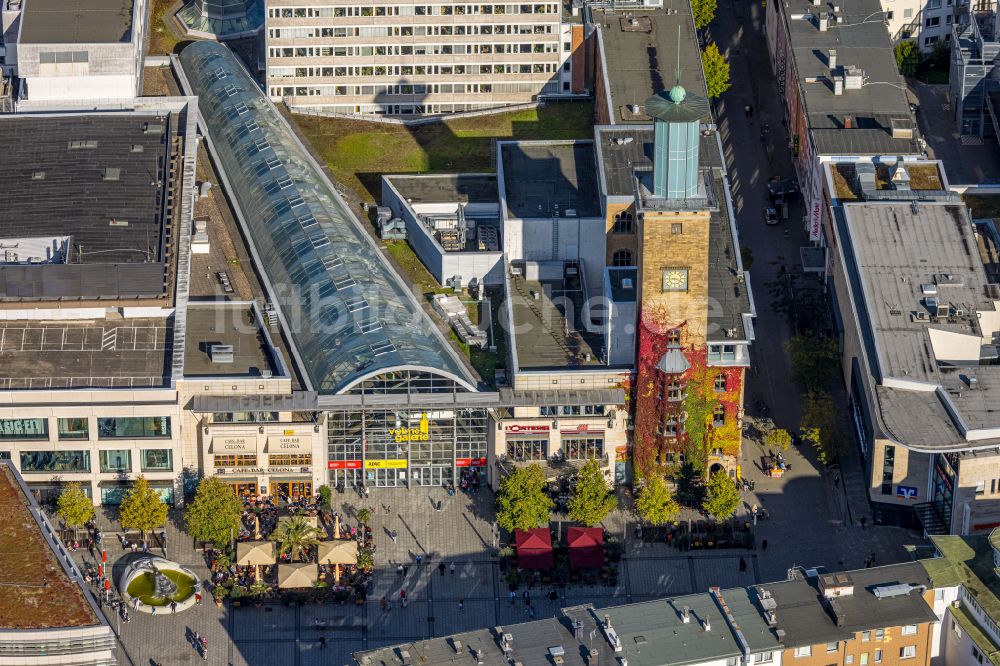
[389,413,430,443]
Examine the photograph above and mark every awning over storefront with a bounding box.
[277,563,318,588]
[567,527,604,569]
[236,541,276,566]
[514,528,553,570]
[316,540,358,565]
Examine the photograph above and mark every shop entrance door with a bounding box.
[228,482,257,497]
[331,469,363,486]
[413,467,451,486]
[269,481,312,500]
[367,469,399,487]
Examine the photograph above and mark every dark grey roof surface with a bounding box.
[184,304,281,378]
[608,267,638,302]
[384,174,498,204]
[708,174,751,341]
[812,128,919,155]
[19,0,134,43]
[759,562,936,648]
[836,199,1000,450]
[778,0,919,155]
[593,3,706,124]
[0,264,165,300]
[356,591,780,666]
[500,142,601,218]
[0,115,168,264]
[595,126,720,198]
[0,318,170,388]
[508,274,608,369]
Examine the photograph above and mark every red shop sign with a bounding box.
[328,460,362,470]
[456,457,488,468]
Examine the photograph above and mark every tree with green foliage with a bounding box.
[692,0,717,30]
[634,474,680,526]
[185,476,243,548]
[271,515,322,562]
[701,43,731,98]
[568,459,618,526]
[704,471,740,520]
[57,482,94,529]
[764,429,792,453]
[356,507,372,526]
[787,334,841,392]
[895,40,920,77]
[318,484,332,511]
[801,390,842,465]
[496,463,553,532]
[357,548,375,571]
[119,475,168,538]
[673,462,706,508]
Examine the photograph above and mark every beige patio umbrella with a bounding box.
[317,540,358,565]
[277,563,318,589]
[236,541,276,581]
[253,515,261,540]
[236,541,276,566]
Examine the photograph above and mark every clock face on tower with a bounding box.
[661,268,689,292]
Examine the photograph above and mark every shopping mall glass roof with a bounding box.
[178,42,475,394]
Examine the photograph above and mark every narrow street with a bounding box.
[707,0,924,579]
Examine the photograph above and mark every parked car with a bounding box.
[763,207,779,225]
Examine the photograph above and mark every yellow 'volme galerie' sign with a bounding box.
[388,413,430,443]
[364,459,408,469]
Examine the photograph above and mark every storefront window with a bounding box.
[0,418,49,440]
[269,454,312,466]
[141,449,173,472]
[98,417,171,439]
[57,418,89,440]
[20,450,90,473]
[212,412,279,423]
[100,484,129,505]
[214,454,257,467]
[507,439,547,461]
[564,437,604,460]
[99,450,132,473]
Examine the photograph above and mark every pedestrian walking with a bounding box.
[744,104,751,118]
[400,590,407,601]
[403,565,409,577]
[319,636,327,649]
[509,590,516,605]
[449,562,456,575]
[761,539,768,552]
[439,562,446,576]
[527,605,535,618]
[380,596,388,611]
[390,530,398,544]
[834,475,841,487]
[458,598,464,611]
[739,557,747,573]
[523,590,530,604]
[170,600,177,614]
[415,554,423,565]
[860,516,867,530]
[385,504,391,515]
[397,563,404,576]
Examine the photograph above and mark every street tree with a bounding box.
[895,40,920,77]
[271,515,322,562]
[764,428,792,453]
[634,474,680,526]
[185,476,243,547]
[692,0,717,30]
[119,475,168,538]
[787,334,840,392]
[704,470,741,520]
[496,463,553,532]
[801,390,842,465]
[356,508,372,526]
[568,459,618,526]
[57,482,94,529]
[673,462,706,508]
[701,43,731,98]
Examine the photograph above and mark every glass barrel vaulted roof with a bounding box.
[178,42,475,394]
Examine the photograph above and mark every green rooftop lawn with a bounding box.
[148,0,181,56]
[290,100,595,203]
[964,194,1000,220]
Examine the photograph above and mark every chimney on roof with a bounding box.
[681,606,691,623]
[703,618,711,632]
[828,48,837,70]
[844,114,854,129]
[819,11,829,30]
[834,75,844,95]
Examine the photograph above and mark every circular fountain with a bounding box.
[119,556,201,614]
